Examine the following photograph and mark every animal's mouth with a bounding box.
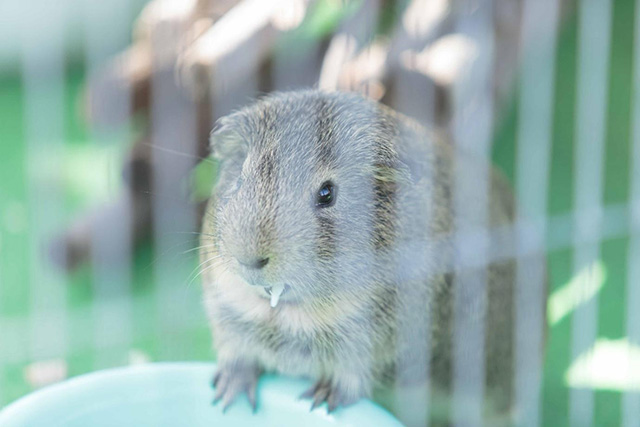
[264,284,290,308]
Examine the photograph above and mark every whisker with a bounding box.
[181,244,217,256]
[188,258,226,289]
[184,254,224,289]
[142,140,216,165]
[142,237,206,272]
[139,190,206,206]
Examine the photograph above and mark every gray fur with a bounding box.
[200,90,541,425]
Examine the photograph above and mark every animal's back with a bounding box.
[367,107,517,424]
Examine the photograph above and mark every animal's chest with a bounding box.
[247,320,313,357]
[222,307,336,376]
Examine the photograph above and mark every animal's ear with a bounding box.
[209,117,248,161]
[372,142,413,187]
[372,161,412,190]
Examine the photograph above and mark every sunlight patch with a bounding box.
[24,359,68,388]
[547,261,607,326]
[566,338,640,391]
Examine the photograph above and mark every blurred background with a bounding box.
[0,0,638,425]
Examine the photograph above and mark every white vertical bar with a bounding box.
[623,1,640,425]
[83,0,132,130]
[452,1,494,425]
[150,29,198,361]
[392,176,433,427]
[83,0,134,370]
[570,0,612,426]
[387,0,439,401]
[318,0,381,91]
[515,0,560,426]
[391,4,433,425]
[83,0,131,76]
[388,0,439,126]
[211,53,259,119]
[89,199,134,369]
[22,0,69,362]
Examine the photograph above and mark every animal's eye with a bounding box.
[316,181,336,208]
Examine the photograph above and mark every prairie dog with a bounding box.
[200,90,534,425]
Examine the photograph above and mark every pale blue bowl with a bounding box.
[0,363,402,426]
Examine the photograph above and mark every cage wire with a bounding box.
[0,0,639,425]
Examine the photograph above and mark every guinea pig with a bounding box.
[199,90,538,425]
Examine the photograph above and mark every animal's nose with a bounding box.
[237,256,269,270]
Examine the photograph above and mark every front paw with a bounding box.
[212,361,261,412]
[300,379,364,413]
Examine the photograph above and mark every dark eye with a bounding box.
[316,181,336,208]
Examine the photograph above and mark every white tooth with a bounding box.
[270,283,285,308]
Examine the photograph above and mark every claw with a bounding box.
[327,396,338,413]
[301,379,363,413]
[247,383,257,413]
[311,387,329,411]
[211,363,260,412]
[300,382,321,400]
[212,374,228,404]
[302,380,331,411]
[212,389,224,405]
[222,396,234,413]
[212,371,221,388]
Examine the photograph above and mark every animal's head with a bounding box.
[207,90,411,306]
